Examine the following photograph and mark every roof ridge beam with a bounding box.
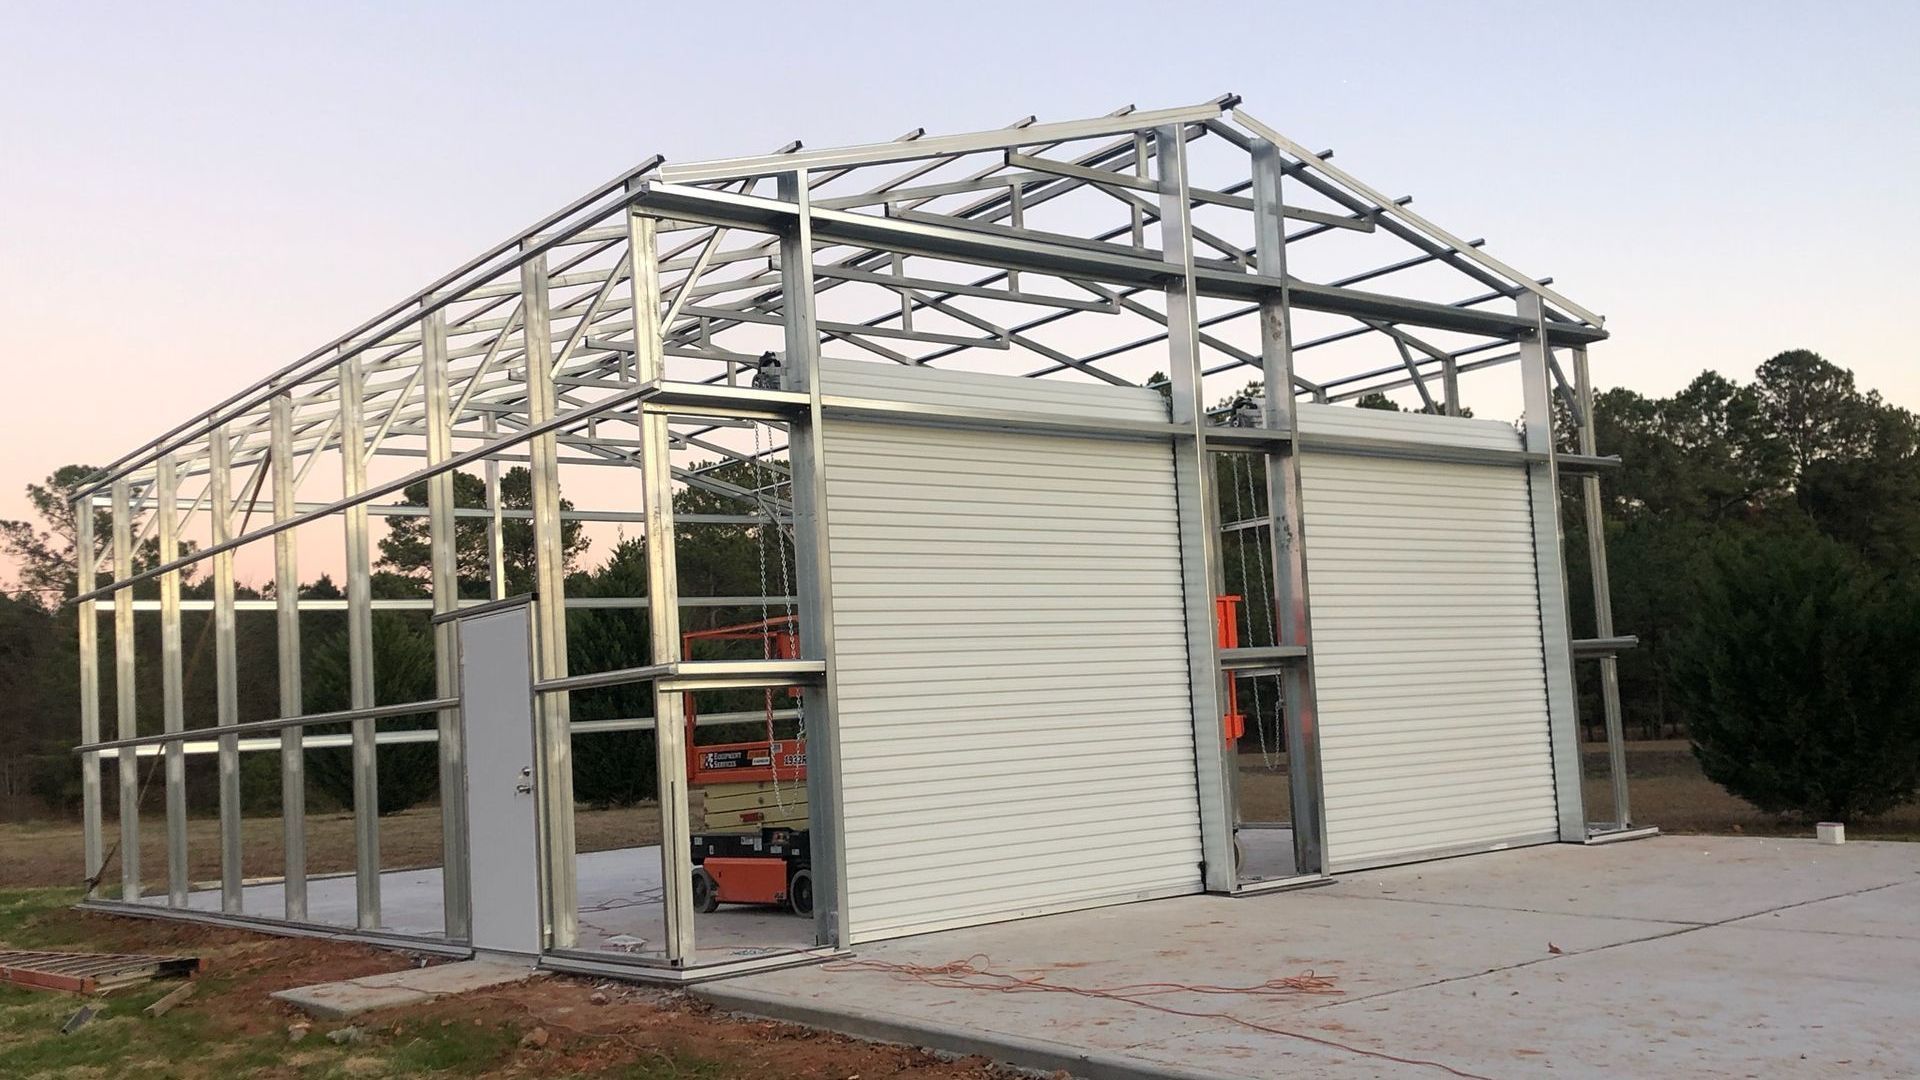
[659,100,1227,184]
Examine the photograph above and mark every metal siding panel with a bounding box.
[820,356,1169,422]
[1297,402,1525,452]
[822,361,1201,942]
[1300,436,1557,872]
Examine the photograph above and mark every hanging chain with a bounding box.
[1241,446,1281,771]
[748,421,794,815]
[1225,452,1268,773]
[753,423,770,637]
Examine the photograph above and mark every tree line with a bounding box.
[4,350,1917,824]
[0,459,778,819]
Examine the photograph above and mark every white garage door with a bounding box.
[820,359,1203,943]
[1297,406,1559,872]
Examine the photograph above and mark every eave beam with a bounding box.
[630,183,1607,348]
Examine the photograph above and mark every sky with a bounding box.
[2,0,1916,586]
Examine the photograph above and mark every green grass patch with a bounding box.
[0,887,757,1079]
[0,888,87,949]
[383,1020,521,1075]
[0,977,216,1078]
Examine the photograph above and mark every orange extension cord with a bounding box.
[822,954,1493,1080]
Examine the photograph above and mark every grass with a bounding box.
[0,803,665,893]
[1233,739,1920,840]
[1579,740,1920,840]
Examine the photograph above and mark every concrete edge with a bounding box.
[693,982,1226,1080]
[271,984,433,1021]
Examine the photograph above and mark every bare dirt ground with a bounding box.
[0,887,1016,1078]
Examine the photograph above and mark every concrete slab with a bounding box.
[272,960,538,1020]
[138,843,815,958]
[1733,877,1920,941]
[697,837,1920,1079]
[274,980,434,1020]
[1311,834,1920,925]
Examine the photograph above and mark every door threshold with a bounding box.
[1231,873,1331,896]
[1585,825,1660,845]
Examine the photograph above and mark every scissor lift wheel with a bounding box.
[691,868,719,914]
[788,867,813,917]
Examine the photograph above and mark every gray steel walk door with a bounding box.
[1296,406,1560,872]
[455,602,543,957]
[818,359,1203,944]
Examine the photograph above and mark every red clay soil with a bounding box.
[10,902,1017,1078]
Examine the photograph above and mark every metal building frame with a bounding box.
[67,95,1640,977]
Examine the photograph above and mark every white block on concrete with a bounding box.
[272,961,539,1020]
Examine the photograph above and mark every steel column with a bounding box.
[209,426,243,912]
[110,479,139,901]
[521,246,579,948]
[1155,125,1235,892]
[340,356,382,927]
[484,415,507,600]
[271,394,307,921]
[156,455,189,905]
[629,212,696,963]
[1249,137,1326,876]
[1575,347,1630,828]
[1518,294,1586,841]
[779,169,850,948]
[422,307,471,940]
[77,501,103,896]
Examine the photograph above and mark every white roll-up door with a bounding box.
[1297,405,1559,872]
[819,359,1203,943]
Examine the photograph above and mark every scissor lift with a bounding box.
[682,616,813,916]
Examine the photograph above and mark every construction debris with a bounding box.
[0,949,202,994]
[61,1004,104,1034]
[143,981,197,1017]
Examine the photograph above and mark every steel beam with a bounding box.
[1575,347,1631,829]
[1518,296,1586,842]
[422,307,471,941]
[1232,109,1604,329]
[155,456,188,906]
[630,182,1607,347]
[484,414,507,599]
[1250,137,1326,878]
[340,356,382,928]
[1156,126,1235,894]
[629,212,696,963]
[79,155,666,502]
[778,170,850,949]
[658,101,1224,183]
[522,246,580,948]
[77,502,103,897]
[209,426,243,913]
[271,394,307,921]
[110,480,139,901]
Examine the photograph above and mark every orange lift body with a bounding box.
[682,615,806,788]
[1217,594,1246,742]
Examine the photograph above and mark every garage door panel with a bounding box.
[1298,405,1557,872]
[823,357,1202,943]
